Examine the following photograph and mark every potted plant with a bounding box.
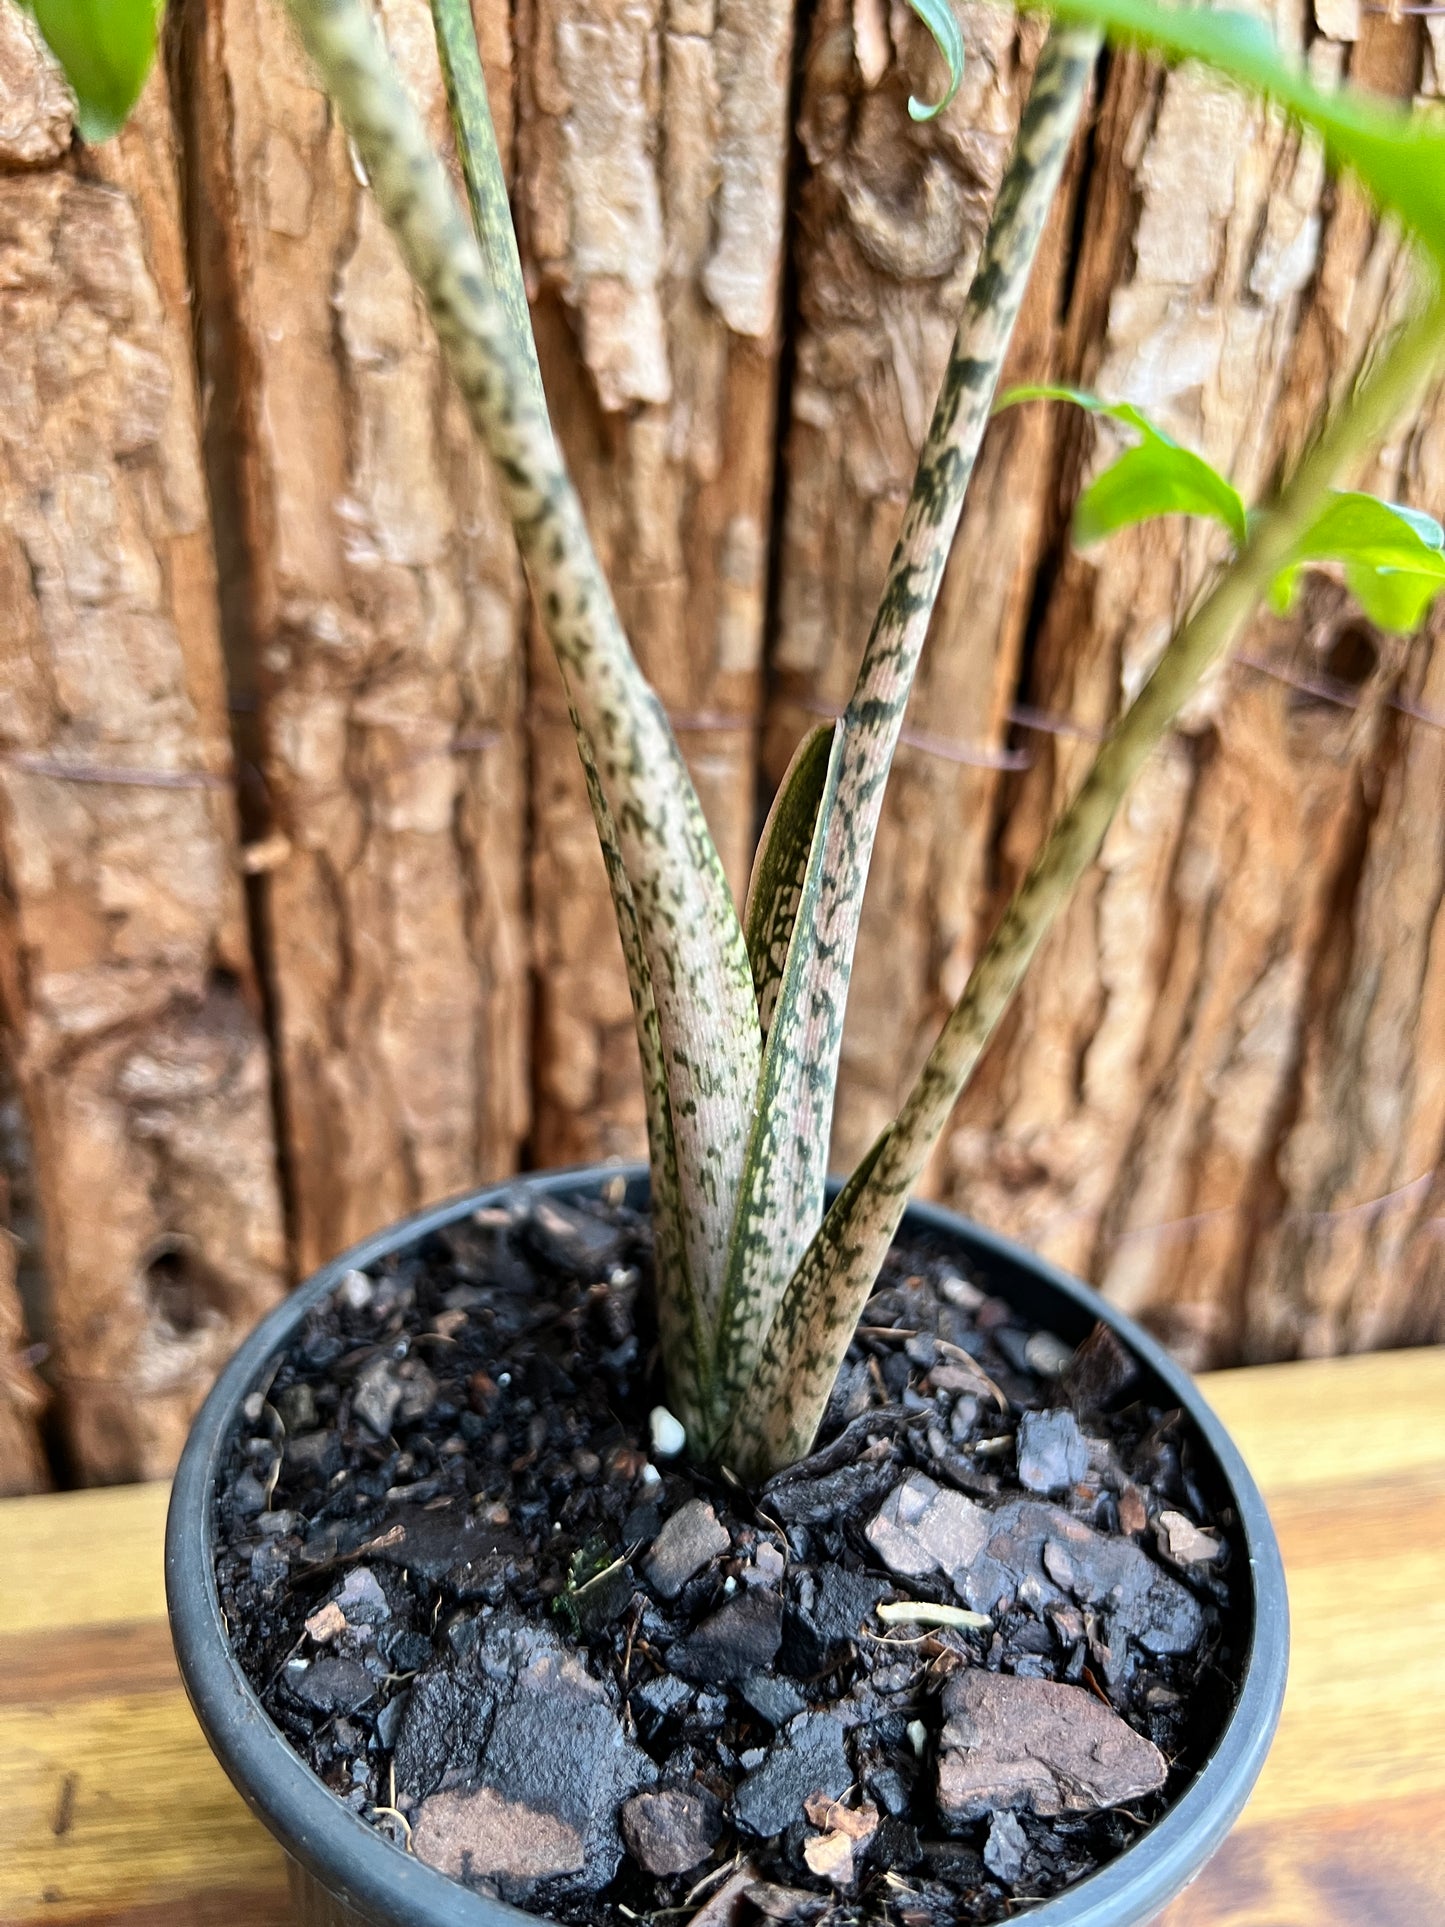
[32,0,1444,1920]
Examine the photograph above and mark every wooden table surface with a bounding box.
[4,1348,1444,1927]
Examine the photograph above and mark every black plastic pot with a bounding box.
[167,1164,1288,1927]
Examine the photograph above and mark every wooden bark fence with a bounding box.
[1,0,1443,1489]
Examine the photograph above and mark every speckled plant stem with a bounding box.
[280,0,759,1425]
[426,0,702,1423]
[732,287,1445,1479]
[710,25,1102,1445]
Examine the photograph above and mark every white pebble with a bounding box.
[649,1405,687,1458]
[640,1462,662,1488]
[907,1720,928,1757]
[337,1268,372,1310]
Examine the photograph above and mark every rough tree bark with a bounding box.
[0,1170,48,1495]
[0,16,288,1481]
[926,9,1444,1366]
[515,0,793,1163]
[184,0,531,1273]
[767,0,1073,1170]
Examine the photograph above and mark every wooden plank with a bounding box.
[1,1349,1442,1927]
[0,1481,169,1635]
[1201,1349,1445,1496]
[1162,1791,1445,1926]
[0,1691,288,1923]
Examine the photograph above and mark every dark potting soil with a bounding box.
[213,1183,1245,1927]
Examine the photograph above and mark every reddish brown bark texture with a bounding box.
[0,13,286,1484]
[772,0,1444,1367]
[0,0,1441,1485]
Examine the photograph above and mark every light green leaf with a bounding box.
[998,383,1248,547]
[29,0,163,142]
[1037,0,1445,267]
[744,723,836,1039]
[1269,491,1445,633]
[905,0,964,121]
[710,723,847,1449]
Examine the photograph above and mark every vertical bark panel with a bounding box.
[0,1173,49,1496]
[188,0,531,1272]
[767,0,1068,1173]
[937,12,1441,1365]
[516,0,792,1163]
[0,28,287,1482]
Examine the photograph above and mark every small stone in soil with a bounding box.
[289,1655,375,1714]
[1118,1483,1149,1536]
[620,1785,723,1874]
[1016,1409,1090,1495]
[644,1498,731,1599]
[936,1670,1167,1821]
[982,1810,1029,1884]
[865,1472,989,1580]
[631,1671,693,1728]
[1024,1331,1074,1379]
[394,1668,494,1799]
[672,1587,783,1682]
[741,1672,808,1728]
[650,1406,687,1459]
[351,1357,404,1438]
[1064,1321,1139,1409]
[782,1566,889,1674]
[411,1787,588,1895]
[526,1198,626,1275]
[411,1618,653,1899]
[957,1497,1205,1655]
[1156,1510,1224,1565]
[733,1710,852,1837]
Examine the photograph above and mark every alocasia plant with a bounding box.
[35,0,1445,1478]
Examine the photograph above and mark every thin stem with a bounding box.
[282,0,761,1363]
[811,22,1101,1094]
[427,0,706,1416]
[871,289,1445,1215]
[733,285,1445,1479]
[427,0,540,398]
[712,26,1102,1432]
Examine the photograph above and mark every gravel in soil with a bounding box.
[213,1187,1244,1927]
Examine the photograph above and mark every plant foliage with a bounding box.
[1000,386,1445,635]
[905,0,966,120]
[26,0,162,141]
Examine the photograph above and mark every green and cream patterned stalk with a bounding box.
[426,0,704,1424]
[707,25,1101,1443]
[279,0,760,1417]
[428,0,537,389]
[729,287,1445,1479]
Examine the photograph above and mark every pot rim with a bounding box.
[167,1162,1288,1927]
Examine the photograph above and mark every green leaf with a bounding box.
[1037,0,1445,267]
[998,383,1248,547]
[1270,491,1445,633]
[905,0,964,121]
[743,722,836,1039]
[709,722,847,1450]
[29,0,164,142]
